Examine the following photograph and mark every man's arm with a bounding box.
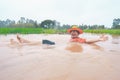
[85,35,108,44]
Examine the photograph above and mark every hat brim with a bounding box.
[67,28,83,34]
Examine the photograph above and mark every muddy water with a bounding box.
[0,34,120,80]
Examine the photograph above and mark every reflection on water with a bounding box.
[66,43,83,52]
[0,34,120,80]
[111,35,120,44]
[88,43,104,51]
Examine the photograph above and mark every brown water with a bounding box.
[0,34,120,80]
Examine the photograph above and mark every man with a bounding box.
[66,26,108,52]
[9,34,55,46]
[67,26,108,44]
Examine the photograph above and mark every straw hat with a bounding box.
[67,25,83,34]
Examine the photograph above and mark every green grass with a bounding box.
[0,28,120,35]
[0,27,63,34]
[84,29,120,35]
[0,28,40,34]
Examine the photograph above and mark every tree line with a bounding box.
[0,17,120,29]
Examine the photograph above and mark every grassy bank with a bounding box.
[84,29,120,35]
[0,27,66,34]
[0,28,120,35]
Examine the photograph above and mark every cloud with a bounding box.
[0,0,120,27]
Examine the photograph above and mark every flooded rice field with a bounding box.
[0,33,120,80]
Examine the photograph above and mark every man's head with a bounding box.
[67,26,83,38]
[70,30,80,38]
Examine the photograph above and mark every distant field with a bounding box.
[84,29,120,35]
[0,27,66,34]
[0,27,120,35]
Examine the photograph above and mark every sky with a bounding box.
[0,0,120,27]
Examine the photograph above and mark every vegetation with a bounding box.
[0,27,66,34]
[0,27,120,35]
[112,18,120,29]
[84,29,120,35]
[0,17,120,35]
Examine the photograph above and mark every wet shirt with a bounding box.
[70,37,86,43]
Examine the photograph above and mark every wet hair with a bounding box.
[70,30,80,34]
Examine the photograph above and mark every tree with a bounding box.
[0,19,15,27]
[61,24,71,29]
[18,17,26,24]
[53,20,61,29]
[40,20,55,29]
[0,20,6,27]
[16,17,37,28]
[112,18,120,29]
[34,21,39,28]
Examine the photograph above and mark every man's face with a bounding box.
[70,30,79,38]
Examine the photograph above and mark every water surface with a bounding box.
[0,34,120,80]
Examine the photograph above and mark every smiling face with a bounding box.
[70,30,80,38]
